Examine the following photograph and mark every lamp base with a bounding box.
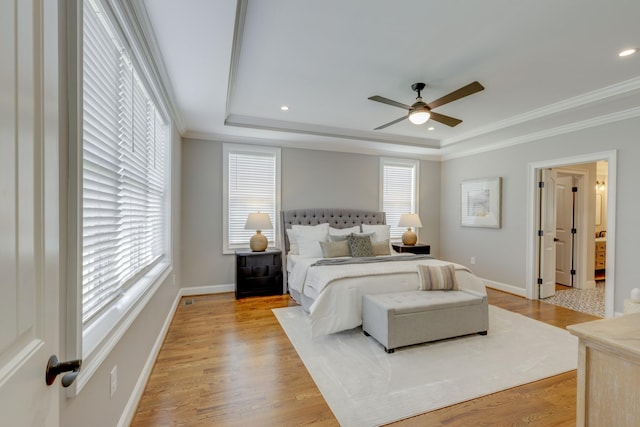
[402,228,417,246]
[249,231,268,252]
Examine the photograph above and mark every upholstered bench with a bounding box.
[362,289,489,353]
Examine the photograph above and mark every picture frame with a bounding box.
[460,177,502,228]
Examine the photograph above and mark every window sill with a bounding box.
[67,261,172,397]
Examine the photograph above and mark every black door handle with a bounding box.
[45,355,82,387]
[553,238,559,242]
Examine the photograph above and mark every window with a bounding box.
[223,144,281,253]
[380,158,419,240]
[82,0,169,325]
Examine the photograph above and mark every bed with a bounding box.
[281,208,487,337]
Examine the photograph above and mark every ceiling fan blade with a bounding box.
[426,81,485,110]
[429,111,463,127]
[374,115,407,130]
[368,96,412,110]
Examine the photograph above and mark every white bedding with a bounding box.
[286,254,485,337]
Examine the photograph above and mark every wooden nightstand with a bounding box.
[392,243,431,255]
[235,248,283,299]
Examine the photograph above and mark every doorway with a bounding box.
[526,151,616,318]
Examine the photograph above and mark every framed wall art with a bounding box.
[460,177,502,228]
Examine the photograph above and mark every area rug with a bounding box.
[273,305,578,427]
[542,287,605,317]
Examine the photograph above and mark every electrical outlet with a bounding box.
[470,257,476,265]
[110,365,117,398]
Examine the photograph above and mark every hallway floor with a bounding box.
[542,282,605,317]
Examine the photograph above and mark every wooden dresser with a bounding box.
[567,314,640,426]
[595,240,606,270]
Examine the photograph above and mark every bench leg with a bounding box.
[478,331,488,336]
[385,347,395,354]
[363,330,370,336]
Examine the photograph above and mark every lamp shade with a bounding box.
[397,213,422,228]
[244,212,273,231]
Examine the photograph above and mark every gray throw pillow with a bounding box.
[320,240,351,258]
[347,233,374,257]
[372,239,391,256]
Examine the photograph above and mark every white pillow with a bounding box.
[292,223,329,258]
[361,224,390,242]
[292,223,329,240]
[329,225,360,236]
[286,229,299,255]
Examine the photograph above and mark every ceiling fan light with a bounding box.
[409,110,430,125]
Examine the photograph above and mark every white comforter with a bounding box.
[287,254,486,337]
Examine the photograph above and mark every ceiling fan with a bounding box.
[368,81,484,130]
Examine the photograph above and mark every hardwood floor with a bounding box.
[131,289,599,426]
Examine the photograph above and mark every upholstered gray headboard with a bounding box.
[281,208,386,253]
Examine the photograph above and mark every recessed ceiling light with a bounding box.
[428,126,435,131]
[618,48,638,57]
[280,105,289,111]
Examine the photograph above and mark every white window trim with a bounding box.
[379,157,420,241]
[65,0,174,397]
[222,143,282,255]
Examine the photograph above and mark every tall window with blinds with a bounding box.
[82,0,168,324]
[223,144,281,253]
[380,158,420,240]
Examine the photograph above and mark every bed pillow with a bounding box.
[372,239,391,256]
[417,264,459,291]
[286,229,299,255]
[347,233,374,257]
[361,224,391,243]
[292,223,330,258]
[319,240,351,258]
[329,225,360,236]
[329,232,372,242]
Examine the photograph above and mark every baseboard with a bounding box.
[118,283,234,426]
[118,291,183,427]
[483,278,527,297]
[181,284,235,295]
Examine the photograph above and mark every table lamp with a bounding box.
[245,212,273,252]
[397,213,422,246]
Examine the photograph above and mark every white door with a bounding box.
[555,176,574,286]
[539,169,557,298]
[0,1,61,425]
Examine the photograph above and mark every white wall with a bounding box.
[440,116,639,313]
[180,139,441,288]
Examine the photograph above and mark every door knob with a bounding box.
[45,355,82,387]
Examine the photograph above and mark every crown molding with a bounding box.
[442,76,640,148]
[226,0,248,120]
[225,114,441,149]
[182,129,442,161]
[441,106,640,161]
[119,0,186,134]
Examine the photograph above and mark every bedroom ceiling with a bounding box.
[140,0,640,158]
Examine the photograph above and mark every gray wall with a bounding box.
[440,116,640,313]
[180,140,441,287]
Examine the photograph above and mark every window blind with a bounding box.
[82,0,167,324]
[227,150,277,248]
[382,161,418,240]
